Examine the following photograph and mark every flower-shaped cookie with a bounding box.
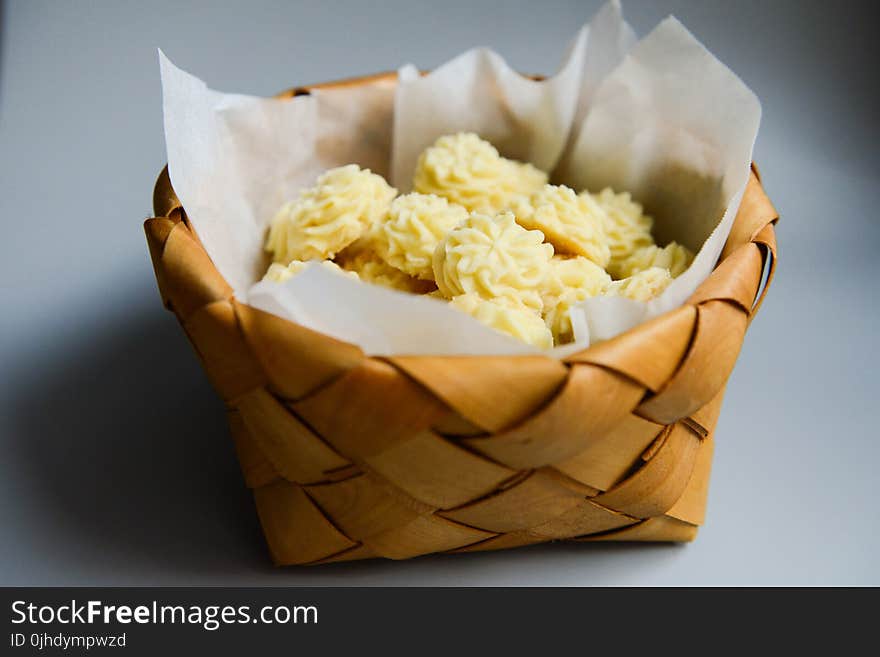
[413,133,547,214]
[263,259,360,283]
[266,164,396,263]
[609,241,694,280]
[450,293,553,349]
[433,211,553,312]
[541,255,612,344]
[338,247,436,294]
[591,187,655,272]
[515,184,611,267]
[374,193,468,280]
[605,266,673,301]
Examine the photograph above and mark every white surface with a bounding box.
[1,0,878,585]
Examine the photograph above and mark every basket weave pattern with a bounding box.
[144,74,778,565]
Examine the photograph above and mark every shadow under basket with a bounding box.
[144,72,779,565]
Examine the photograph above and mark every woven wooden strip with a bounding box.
[253,479,358,565]
[721,170,778,260]
[688,241,764,313]
[637,299,748,424]
[143,216,177,308]
[639,426,669,461]
[449,530,548,554]
[750,223,778,317]
[291,358,447,459]
[305,472,431,542]
[362,514,496,560]
[234,301,365,400]
[666,433,714,526]
[235,387,351,485]
[665,386,726,525]
[389,356,568,432]
[227,409,280,488]
[752,222,777,258]
[682,379,728,443]
[679,380,728,440]
[151,219,233,321]
[440,470,586,533]
[363,430,515,509]
[538,467,601,497]
[182,300,265,401]
[461,363,645,469]
[591,423,702,518]
[565,305,697,392]
[452,480,703,551]
[527,499,637,539]
[308,544,379,565]
[575,515,699,542]
[278,70,399,98]
[432,411,486,437]
[553,412,666,491]
[152,166,181,218]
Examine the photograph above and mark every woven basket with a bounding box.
[144,72,778,565]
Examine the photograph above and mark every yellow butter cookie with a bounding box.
[450,293,553,349]
[541,255,612,344]
[266,164,396,263]
[591,188,655,273]
[605,267,673,301]
[338,248,436,294]
[413,133,547,214]
[262,259,360,283]
[375,193,468,281]
[609,241,694,280]
[433,211,553,312]
[515,184,611,267]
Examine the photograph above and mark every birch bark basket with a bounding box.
[145,62,778,562]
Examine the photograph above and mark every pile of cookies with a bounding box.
[263,133,694,348]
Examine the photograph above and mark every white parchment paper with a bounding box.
[160,0,760,356]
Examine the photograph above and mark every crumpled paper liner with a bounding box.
[159,0,760,357]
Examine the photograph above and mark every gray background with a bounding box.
[1,0,877,586]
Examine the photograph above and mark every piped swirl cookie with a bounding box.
[514,184,611,268]
[605,266,673,301]
[266,164,396,263]
[263,259,360,283]
[413,133,547,214]
[609,241,694,280]
[591,187,655,273]
[433,211,553,312]
[450,293,553,349]
[374,193,468,281]
[541,255,612,344]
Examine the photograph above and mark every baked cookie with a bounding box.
[591,187,655,273]
[605,266,673,301]
[541,255,612,344]
[433,211,553,312]
[262,259,360,283]
[338,247,436,294]
[609,241,694,280]
[375,192,468,280]
[450,293,553,349]
[266,164,396,263]
[413,133,547,214]
[515,184,611,267]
